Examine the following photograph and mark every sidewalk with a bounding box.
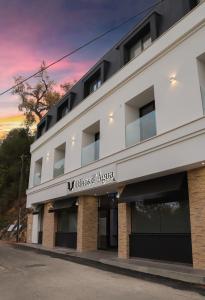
[14,242,205,287]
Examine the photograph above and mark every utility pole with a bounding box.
[16,154,25,243]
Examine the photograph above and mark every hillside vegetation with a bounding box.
[0,128,34,240]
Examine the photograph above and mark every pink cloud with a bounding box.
[0,35,95,118]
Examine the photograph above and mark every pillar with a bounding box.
[26,213,33,243]
[42,202,55,248]
[77,196,98,252]
[188,167,205,269]
[118,202,131,259]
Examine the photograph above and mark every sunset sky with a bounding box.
[0,0,156,139]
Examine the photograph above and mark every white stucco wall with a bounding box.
[27,3,205,208]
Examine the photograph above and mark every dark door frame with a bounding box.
[97,195,118,250]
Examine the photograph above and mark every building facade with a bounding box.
[26,0,205,270]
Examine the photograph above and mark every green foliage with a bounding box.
[0,128,34,216]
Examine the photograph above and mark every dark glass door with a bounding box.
[98,194,118,250]
[55,208,77,249]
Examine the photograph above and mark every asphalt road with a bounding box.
[0,242,204,300]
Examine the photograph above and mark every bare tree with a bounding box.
[12,61,60,126]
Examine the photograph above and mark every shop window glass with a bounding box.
[132,202,160,233]
[57,211,68,233]
[131,198,190,234]
[160,201,191,233]
[68,212,77,232]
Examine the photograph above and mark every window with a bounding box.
[33,158,43,186]
[53,143,66,178]
[36,115,53,138]
[84,70,102,98]
[129,40,142,60]
[124,23,152,63]
[57,93,76,121]
[131,198,191,234]
[142,33,152,50]
[37,121,46,138]
[131,174,191,234]
[139,101,156,141]
[81,121,100,166]
[128,33,151,61]
[58,101,69,121]
[125,86,156,147]
[94,132,100,161]
[89,78,101,94]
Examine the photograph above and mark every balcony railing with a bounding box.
[53,158,65,178]
[81,140,100,166]
[201,86,205,114]
[33,172,41,186]
[126,110,156,147]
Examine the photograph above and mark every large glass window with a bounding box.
[131,198,191,234]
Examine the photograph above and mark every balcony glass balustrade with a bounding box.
[53,158,65,178]
[81,140,100,166]
[33,172,41,186]
[126,110,156,147]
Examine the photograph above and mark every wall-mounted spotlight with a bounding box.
[46,152,50,161]
[169,74,177,85]
[108,112,114,122]
[71,136,76,145]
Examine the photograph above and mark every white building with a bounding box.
[26,0,205,270]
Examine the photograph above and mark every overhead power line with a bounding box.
[0,0,164,96]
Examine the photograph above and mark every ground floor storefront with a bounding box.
[27,167,205,270]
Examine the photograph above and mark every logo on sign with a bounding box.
[67,171,115,192]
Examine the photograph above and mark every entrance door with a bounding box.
[98,194,118,250]
[55,208,77,248]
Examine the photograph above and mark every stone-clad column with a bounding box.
[42,202,56,248]
[77,196,98,252]
[26,213,33,243]
[188,167,205,269]
[118,202,131,259]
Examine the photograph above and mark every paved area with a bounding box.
[0,242,204,300]
[18,242,205,285]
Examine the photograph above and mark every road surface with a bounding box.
[0,241,204,300]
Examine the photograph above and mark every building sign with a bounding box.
[67,170,116,192]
